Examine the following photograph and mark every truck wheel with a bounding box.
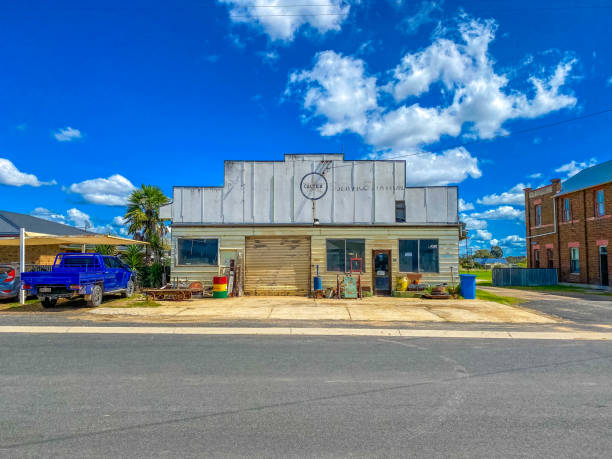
[123,279,135,298]
[88,285,103,307]
[41,298,57,309]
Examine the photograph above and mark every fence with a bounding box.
[492,268,558,287]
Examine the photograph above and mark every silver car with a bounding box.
[0,265,20,300]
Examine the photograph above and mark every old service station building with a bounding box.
[160,154,460,296]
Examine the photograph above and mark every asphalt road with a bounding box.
[1,332,611,458]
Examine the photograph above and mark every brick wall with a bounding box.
[526,179,611,287]
[0,245,63,265]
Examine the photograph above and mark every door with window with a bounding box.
[600,246,609,286]
[372,250,391,295]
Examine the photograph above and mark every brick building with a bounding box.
[524,160,611,288]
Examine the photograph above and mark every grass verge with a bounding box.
[460,269,492,282]
[475,289,523,306]
[502,285,612,296]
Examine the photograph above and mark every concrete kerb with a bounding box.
[1,326,612,340]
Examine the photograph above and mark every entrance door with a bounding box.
[600,246,609,286]
[372,250,391,295]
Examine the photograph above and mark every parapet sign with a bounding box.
[300,172,328,200]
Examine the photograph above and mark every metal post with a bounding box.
[19,227,25,305]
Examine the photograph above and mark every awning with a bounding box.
[0,232,148,247]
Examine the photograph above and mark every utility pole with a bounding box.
[19,228,25,305]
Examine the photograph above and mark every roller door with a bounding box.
[245,236,310,295]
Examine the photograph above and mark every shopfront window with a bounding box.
[326,239,365,272]
[399,239,439,273]
[177,238,218,265]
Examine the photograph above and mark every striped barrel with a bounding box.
[213,276,228,298]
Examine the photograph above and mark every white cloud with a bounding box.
[500,234,525,246]
[220,0,350,42]
[287,15,577,186]
[477,183,527,206]
[258,50,279,65]
[53,126,82,142]
[288,50,378,136]
[528,172,542,179]
[460,213,487,230]
[471,205,524,220]
[555,158,598,178]
[490,238,499,246]
[475,229,492,240]
[383,147,481,185]
[67,208,93,229]
[31,207,66,224]
[68,174,136,206]
[401,0,443,35]
[0,158,56,187]
[31,207,126,235]
[113,216,126,226]
[458,198,474,211]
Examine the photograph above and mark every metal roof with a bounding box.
[557,159,612,196]
[0,210,95,237]
[474,258,508,264]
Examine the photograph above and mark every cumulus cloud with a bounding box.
[113,216,126,226]
[0,158,56,187]
[287,15,577,186]
[31,207,127,235]
[53,126,82,142]
[460,213,487,230]
[31,207,66,224]
[458,198,474,211]
[499,234,525,246]
[68,174,136,206]
[528,172,542,179]
[219,0,349,42]
[474,229,492,241]
[555,158,598,178]
[477,183,527,206]
[288,50,378,136]
[382,147,481,185]
[471,205,524,220]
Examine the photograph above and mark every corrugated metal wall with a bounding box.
[171,225,459,294]
[245,236,310,295]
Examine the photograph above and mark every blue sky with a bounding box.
[1,0,611,255]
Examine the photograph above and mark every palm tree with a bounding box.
[93,244,117,256]
[121,244,145,271]
[124,185,169,262]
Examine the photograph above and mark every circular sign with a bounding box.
[300,172,328,200]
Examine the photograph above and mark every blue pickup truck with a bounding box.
[21,253,136,308]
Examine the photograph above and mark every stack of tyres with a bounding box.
[213,276,228,298]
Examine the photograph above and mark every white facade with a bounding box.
[161,154,458,225]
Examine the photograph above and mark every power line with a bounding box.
[321,107,612,169]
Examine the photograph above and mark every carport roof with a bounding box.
[0,210,94,237]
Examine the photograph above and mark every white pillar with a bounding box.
[19,227,25,305]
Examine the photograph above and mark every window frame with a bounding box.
[176,237,219,266]
[395,200,406,223]
[570,247,580,274]
[325,239,366,273]
[535,204,542,227]
[564,198,571,222]
[534,249,540,268]
[398,239,440,273]
[595,189,605,217]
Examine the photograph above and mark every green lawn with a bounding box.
[502,284,612,296]
[459,269,492,282]
[475,289,523,305]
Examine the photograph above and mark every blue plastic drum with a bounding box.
[459,274,477,300]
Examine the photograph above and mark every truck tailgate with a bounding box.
[21,272,77,286]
